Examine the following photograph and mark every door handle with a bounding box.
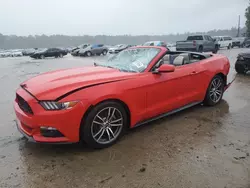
[189,71,198,75]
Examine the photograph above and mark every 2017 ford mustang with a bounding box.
[14,46,232,148]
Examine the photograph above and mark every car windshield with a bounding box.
[96,48,160,73]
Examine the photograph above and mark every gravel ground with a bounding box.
[0,48,250,188]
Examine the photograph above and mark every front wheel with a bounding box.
[235,61,248,74]
[203,75,224,106]
[86,51,92,57]
[40,55,45,59]
[82,101,128,149]
[227,43,232,49]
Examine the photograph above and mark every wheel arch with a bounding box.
[79,98,131,140]
[215,72,227,85]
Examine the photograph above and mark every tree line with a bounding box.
[0,27,246,50]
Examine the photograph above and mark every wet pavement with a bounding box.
[0,49,250,188]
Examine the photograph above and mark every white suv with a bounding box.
[213,36,233,49]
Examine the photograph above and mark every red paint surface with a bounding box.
[14,47,231,143]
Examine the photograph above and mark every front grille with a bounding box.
[16,94,33,114]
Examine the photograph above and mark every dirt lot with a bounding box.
[0,48,250,188]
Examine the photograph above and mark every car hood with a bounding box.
[20,66,138,100]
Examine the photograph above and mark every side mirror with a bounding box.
[153,64,175,74]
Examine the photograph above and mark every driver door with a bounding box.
[46,48,54,57]
[145,59,198,119]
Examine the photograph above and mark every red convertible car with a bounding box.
[14,46,232,148]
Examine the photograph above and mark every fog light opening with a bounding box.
[40,126,64,137]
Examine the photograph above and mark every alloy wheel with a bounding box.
[91,107,123,145]
[209,77,223,103]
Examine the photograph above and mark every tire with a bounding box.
[102,50,108,56]
[40,55,45,59]
[198,46,203,53]
[203,75,225,106]
[227,43,232,49]
[59,53,63,58]
[212,45,219,54]
[82,101,128,149]
[86,51,92,57]
[235,61,247,74]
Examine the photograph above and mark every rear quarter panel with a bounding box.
[197,54,230,99]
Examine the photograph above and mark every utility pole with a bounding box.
[237,15,240,37]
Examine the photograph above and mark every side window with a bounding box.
[149,43,154,46]
[224,37,232,41]
[223,37,228,41]
[204,36,209,41]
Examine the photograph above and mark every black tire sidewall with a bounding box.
[102,50,107,55]
[82,101,128,149]
[235,61,247,74]
[86,51,91,57]
[212,45,219,54]
[198,46,203,53]
[203,75,224,106]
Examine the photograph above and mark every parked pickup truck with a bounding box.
[176,35,219,53]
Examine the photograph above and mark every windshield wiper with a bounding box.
[94,62,116,69]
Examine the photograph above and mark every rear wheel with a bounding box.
[203,75,224,106]
[59,53,63,58]
[81,101,128,149]
[40,55,45,59]
[198,46,203,53]
[212,45,219,54]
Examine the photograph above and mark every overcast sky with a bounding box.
[0,0,248,36]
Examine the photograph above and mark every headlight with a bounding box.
[40,101,78,110]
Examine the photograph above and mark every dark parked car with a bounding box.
[78,44,108,57]
[108,44,131,54]
[235,53,250,74]
[30,48,67,59]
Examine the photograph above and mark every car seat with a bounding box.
[163,54,170,64]
[173,56,185,66]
